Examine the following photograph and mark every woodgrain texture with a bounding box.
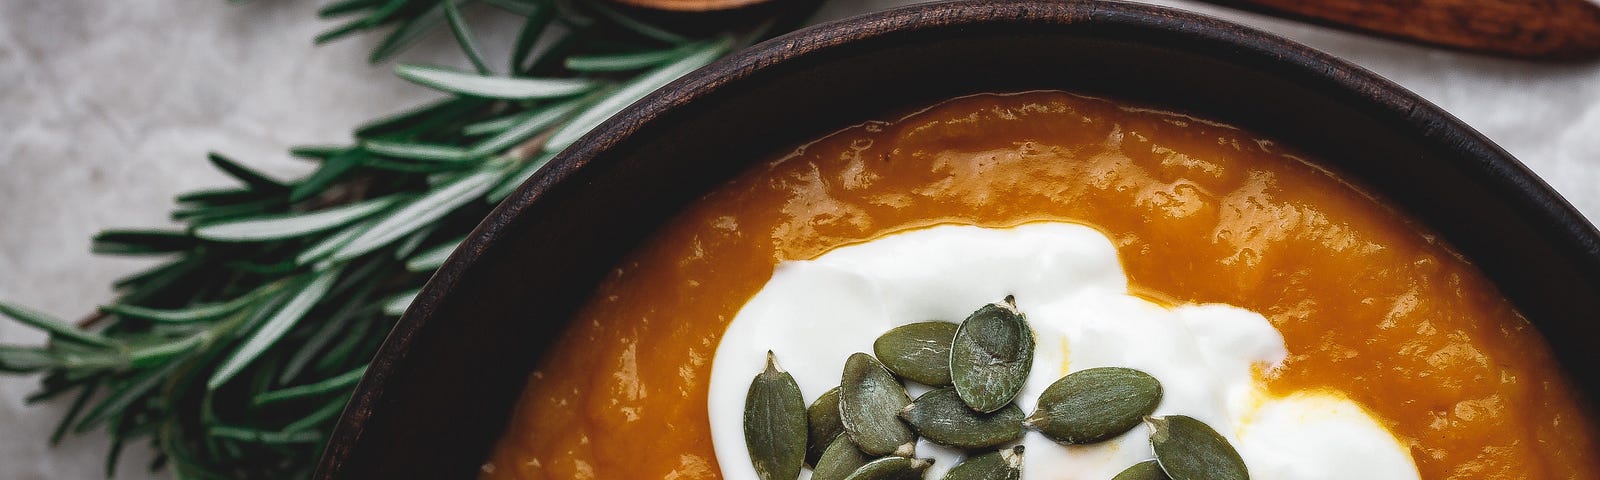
[1200,0,1600,59]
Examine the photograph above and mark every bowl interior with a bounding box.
[318,1,1600,477]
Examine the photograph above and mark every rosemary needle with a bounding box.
[0,1,793,477]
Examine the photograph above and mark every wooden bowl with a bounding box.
[316,1,1600,477]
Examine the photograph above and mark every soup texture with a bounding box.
[480,92,1598,479]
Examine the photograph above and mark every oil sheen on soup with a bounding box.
[479,91,1599,479]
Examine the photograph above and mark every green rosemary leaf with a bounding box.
[25,372,89,404]
[290,151,365,203]
[207,152,288,192]
[51,379,100,445]
[192,196,401,242]
[207,425,323,444]
[145,453,166,475]
[296,218,377,266]
[114,258,187,290]
[172,198,285,224]
[361,139,475,162]
[523,28,580,75]
[75,359,185,434]
[175,188,260,206]
[357,156,479,174]
[356,97,478,139]
[443,0,493,74]
[544,35,731,152]
[0,302,116,348]
[106,432,126,478]
[394,64,596,100]
[486,150,557,203]
[255,366,367,406]
[483,0,538,16]
[128,335,207,369]
[381,288,421,316]
[316,0,382,18]
[587,1,688,44]
[283,393,351,434]
[279,290,371,384]
[510,1,554,72]
[117,259,208,308]
[462,111,533,136]
[551,0,594,27]
[367,1,452,64]
[92,230,197,256]
[327,167,502,263]
[288,145,347,161]
[466,96,586,156]
[565,45,686,72]
[208,267,342,390]
[50,345,126,371]
[224,258,301,275]
[316,17,369,44]
[312,318,372,376]
[405,235,465,272]
[102,301,247,324]
[0,346,58,373]
[394,223,440,260]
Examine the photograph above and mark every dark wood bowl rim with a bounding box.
[316,0,1600,476]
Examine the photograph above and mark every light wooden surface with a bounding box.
[1197,0,1600,59]
[3,0,1599,478]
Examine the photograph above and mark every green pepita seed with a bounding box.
[1146,415,1249,480]
[950,297,1034,413]
[874,321,959,386]
[1112,460,1172,480]
[842,456,934,480]
[898,387,1023,449]
[743,351,808,480]
[807,386,846,467]
[942,445,1024,480]
[839,352,917,456]
[812,435,874,480]
[1023,367,1162,444]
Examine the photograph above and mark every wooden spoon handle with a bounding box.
[1194,0,1600,60]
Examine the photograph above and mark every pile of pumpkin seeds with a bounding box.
[743,296,1251,480]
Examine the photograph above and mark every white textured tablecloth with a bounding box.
[2,0,1597,478]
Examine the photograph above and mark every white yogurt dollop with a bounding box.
[707,223,1420,480]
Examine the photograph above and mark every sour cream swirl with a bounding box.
[707,223,1419,480]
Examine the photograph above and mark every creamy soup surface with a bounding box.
[481,91,1599,479]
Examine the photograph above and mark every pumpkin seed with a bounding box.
[1023,367,1162,444]
[743,351,807,480]
[807,386,846,467]
[1112,460,1171,480]
[812,435,874,480]
[874,322,959,386]
[1146,415,1249,480]
[898,387,1023,449]
[950,298,1034,413]
[842,456,933,480]
[942,445,1024,480]
[839,352,917,456]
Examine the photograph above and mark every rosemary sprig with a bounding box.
[0,1,772,477]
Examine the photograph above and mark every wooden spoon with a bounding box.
[1189,0,1600,60]
[618,0,1600,60]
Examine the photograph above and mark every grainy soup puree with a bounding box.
[481,92,1599,479]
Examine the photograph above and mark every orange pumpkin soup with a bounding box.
[480,91,1598,479]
